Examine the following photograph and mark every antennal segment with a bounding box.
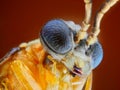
[76,0,92,43]
[87,0,119,45]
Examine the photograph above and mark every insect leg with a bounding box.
[87,0,119,45]
[0,47,21,64]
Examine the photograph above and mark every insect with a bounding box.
[0,0,119,90]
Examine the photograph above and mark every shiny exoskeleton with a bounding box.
[0,0,118,90]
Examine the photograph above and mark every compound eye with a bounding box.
[40,19,73,54]
[85,42,103,69]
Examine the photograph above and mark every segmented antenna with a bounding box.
[87,0,119,45]
[76,0,92,43]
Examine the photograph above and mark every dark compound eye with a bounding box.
[85,42,103,69]
[40,19,73,54]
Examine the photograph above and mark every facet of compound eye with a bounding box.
[40,19,73,55]
[64,20,81,41]
[85,42,103,69]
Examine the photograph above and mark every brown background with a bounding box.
[0,0,120,90]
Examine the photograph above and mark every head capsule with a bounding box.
[40,19,103,77]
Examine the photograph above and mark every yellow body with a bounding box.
[0,40,92,90]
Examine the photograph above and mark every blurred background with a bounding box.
[0,0,120,90]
